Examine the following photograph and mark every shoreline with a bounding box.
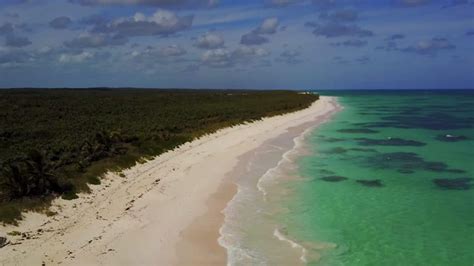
[217,97,341,265]
[0,96,339,266]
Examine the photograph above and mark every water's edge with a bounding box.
[218,98,342,265]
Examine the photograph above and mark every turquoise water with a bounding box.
[283,90,474,266]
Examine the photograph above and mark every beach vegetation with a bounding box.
[0,89,318,224]
[7,231,21,236]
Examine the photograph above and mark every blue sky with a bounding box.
[0,0,473,89]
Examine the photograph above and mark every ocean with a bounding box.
[220,90,474,266]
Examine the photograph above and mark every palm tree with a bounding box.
[95,131,110,150]
[109,131,123,143]
[93,130,125,156]
[25,150,60,195]
[0,161,30,199]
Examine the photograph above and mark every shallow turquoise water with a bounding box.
[283,90,474,266]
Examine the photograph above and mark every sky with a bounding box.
[0,0,473,89]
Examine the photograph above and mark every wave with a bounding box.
[273,227,308,263]
[219,126,314,265]
[219,98,341,265]
[256,124,314,200]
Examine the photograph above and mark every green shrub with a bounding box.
[61,191,79,200]
[0,205,22,225]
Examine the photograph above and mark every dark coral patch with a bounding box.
[398,107,424,115]
[325,137,345,143]
[319,169,335,175]
[321,176,348,182]
[433,178,473,190]
[380,152,421,162]
[445,169,466,174]
[356,179,383,187]
[380,113,458,130]
[424,162,449,172]
[354,112,474,130]
[435,134,469,142]
[349,148,377,153]
[337,128,379,134]
[398,169,415,174]
[323,147,348,154]
[317,135,346,143]
[365,152,465,174]
[358,112,387,116]
[355,137,426,147]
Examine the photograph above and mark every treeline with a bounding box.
[0,89,318,223]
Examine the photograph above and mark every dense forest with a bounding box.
[0,89,318,224]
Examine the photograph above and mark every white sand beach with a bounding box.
[0,96,339,266]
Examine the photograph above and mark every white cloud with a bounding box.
[233,46,270,58]
[64,33,128,48]
[254,17,279,35]
[240,32,269,45]
[59,51,94,63]
[70,0,218,7]
[160,44,186,56]
[265,0,302,7]
[194,32,225,49]
[397,0,432,7]
[201,48,232,67]
[200,46,271,68]
[94,9,193,37]
[400,37,456,55]
[240,17,279,46]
